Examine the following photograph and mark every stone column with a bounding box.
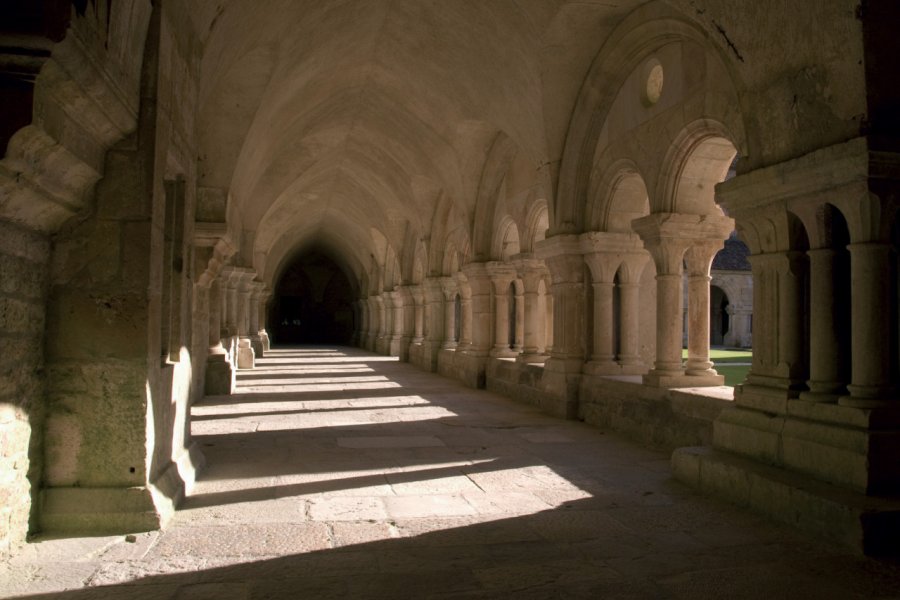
[774,251,807,385]
[633,213,733,387]
[415,278,443,370]
[842,242,896,408]
[461,263,492,356]
[258,290,271,352]
[441,277,459,349]
[617,252,650,372]
[582,251,618,375]
[366,296,379,352]
[375,294,388,354]
[235,271,256,369]
[800,248,844,402]
[205,278,235,395]
[486,262,517,358]
[411,285,425,344]
[220,267,240,360]
[455,272,473,351]
[515,260,549,364]
[248,282,266,357]
[513,280,524,353]
[388,286,412,360]
[684,241,725,383]
[535,234,585,418]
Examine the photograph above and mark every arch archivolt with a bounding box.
[556,2,748,234]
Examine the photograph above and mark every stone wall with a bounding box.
[41,1,202,534]
[0,221,49,557]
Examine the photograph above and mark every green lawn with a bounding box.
[681,348,752,386]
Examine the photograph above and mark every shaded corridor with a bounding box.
[5,347,900,598]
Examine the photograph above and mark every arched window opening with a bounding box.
[710,285,729,346]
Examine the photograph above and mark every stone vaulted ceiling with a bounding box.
[191,0,642,285]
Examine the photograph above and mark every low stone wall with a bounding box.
[485,359,553,409]
[579,376,732,450]
[484,357,733,451]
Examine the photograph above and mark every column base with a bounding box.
[840,385,899,409]
[237,339,255,369]
[539,357,582,419]
[205,354,235,395]
[714,400,900,494]
[250,334,264,357]
[643,370,725,388]
[37,443,203,535]
[673,446,900,555]
[490,347,518,359]
[516,352,548,365]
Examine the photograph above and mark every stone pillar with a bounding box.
[513,280,524,352]
[684,241,725,384]
[461,263,492,356]
[441,277,459,349]
[205,278,234,395]
[514,261,549,363]
[257,290,271,352]
[235,271,256,369]
[582,250,618,375]
[535,234,585,418]
[411,285,425,344]
[220,267,240,361]
[486,262,517,358]
[414,278,443,370]
[842,242,896,408]
[617,252,650,372]
[365,296,379,351]
[456,272,473,351]
[375,294,388,354]
[248,282,266,357]
[388,286,412,360]
[800,248,844,402]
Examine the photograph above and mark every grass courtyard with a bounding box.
[682,347,752,387]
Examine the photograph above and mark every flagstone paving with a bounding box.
[3,347,900,599]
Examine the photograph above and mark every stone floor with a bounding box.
[4,346,900,599]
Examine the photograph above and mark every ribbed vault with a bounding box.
[191,0,644,287]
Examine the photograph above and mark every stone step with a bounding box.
[672,445,900,555]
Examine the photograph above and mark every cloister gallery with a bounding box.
[1,0,899,572]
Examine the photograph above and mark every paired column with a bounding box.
[441,277,459,349]
[684,241,725,378]
[842,242,896,408]
[534,234,585,418]
[617,253,650,371]
[633,213,732,387]
[800,248,845,402]
[486,262,518,358]
[583,251,617,374]
[515,260,549,364]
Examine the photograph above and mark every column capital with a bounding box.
[485,261,517,292]
[684,239,726,277]
[439,276,458,300]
